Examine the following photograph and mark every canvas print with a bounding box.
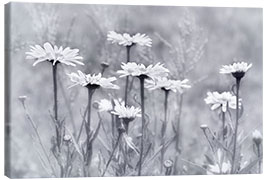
[4,2,262,178]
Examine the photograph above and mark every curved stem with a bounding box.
[231,78,240,174]
[102,133,122,176]
[138,77,145,176]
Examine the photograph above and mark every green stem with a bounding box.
[138,77,145,176]
[231,78,240,174]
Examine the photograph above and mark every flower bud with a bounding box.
[164,159,173,168]
[200,124,208,130]
[252,130,262,145]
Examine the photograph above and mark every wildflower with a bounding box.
[145,77,191,93]
[204,91,241,112]
[207,149,231,174]
[111,100,141,121]
[107,31,152,47]
[220,61,252,79]
[117,62,169,80]
[207,162,231,174]
[26,42,84,66]
[67,70,119,89]
[96,99,113,112]
[252,130,263,146]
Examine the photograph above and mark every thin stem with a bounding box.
[111,114,115,147]
[124,46,131,106]
[102,133,122,176]
[160,90,169,172]
[173,94,183,174]
[84,87,95,176]
[138,77,145,176]
[231,78,240,174]
[257,144,262,173]
[222,111,225,143]
[52,63,61,151]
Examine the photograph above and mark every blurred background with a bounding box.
[6,2,262,178]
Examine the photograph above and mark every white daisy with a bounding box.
[207,162,231,175]
[252,130,262,145]
[220,62,252,79]
[107,31,152,47]
[145,77,191,93]
[67,70,119,89]
[111,100,141,120]
[117,62,169,80]
[96,99,113,112]
[204,91,241,112]
[26,42,84,66]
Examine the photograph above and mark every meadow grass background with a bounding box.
[7,2,262,178]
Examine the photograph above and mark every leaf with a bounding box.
[204,154,214,165]
[65,128,83,158]
[238,157,262,174]
[122,133,140,155]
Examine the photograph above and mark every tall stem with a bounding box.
[138,77,145,176]
[173,94,184,174]
[222,111,225,143]
[161,90,169,172]
[124,46,131,106]
[85,87,95,176]
[52,64,61,150]
[231,78,240,174]
[257,144,261,173]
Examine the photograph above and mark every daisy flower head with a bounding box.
[26,42,84,66]
[96,99,113,112]
[107,31,152,47]
[220,61,252,79]
[117,62,169,80]
[67,70,119,90]
[111,100,141,121]
[204,91,241,113]
[252,130,262,145]
[207,161,231,175]
[145,77,191,93]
